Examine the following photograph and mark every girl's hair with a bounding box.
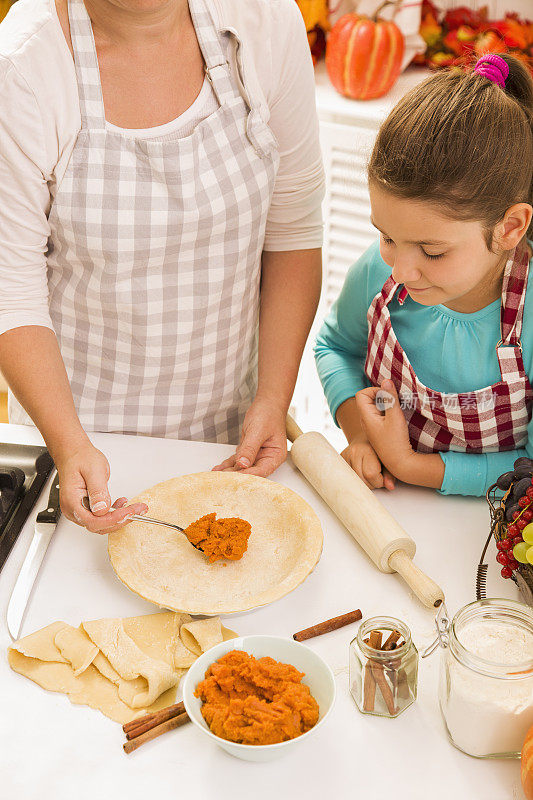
[368,54,533,247]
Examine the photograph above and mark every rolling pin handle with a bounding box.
[388,549,445,609]
[286,414,304,443]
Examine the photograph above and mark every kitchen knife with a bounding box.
[6,472,60,640]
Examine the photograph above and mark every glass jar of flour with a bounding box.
[436,599,533,758]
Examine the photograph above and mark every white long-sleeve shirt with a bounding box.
[0,0,325,335]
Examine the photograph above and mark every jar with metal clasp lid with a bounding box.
[423,599,533,758]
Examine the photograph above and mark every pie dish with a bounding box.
[108,472,323,614]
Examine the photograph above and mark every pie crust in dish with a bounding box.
[108,472,323,614]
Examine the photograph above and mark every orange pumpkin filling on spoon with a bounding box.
[184,513,251,563]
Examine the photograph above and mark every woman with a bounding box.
[0,0,324,531]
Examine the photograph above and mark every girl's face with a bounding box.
[369,183,504,314]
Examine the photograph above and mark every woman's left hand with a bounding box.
[356,379,415,481]
[212,397,288,477]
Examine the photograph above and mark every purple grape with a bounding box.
[512,476,532,499]
[514,457,533,469]
[505,502,520,522]
[497,471,514,491]
[513,465,533,480]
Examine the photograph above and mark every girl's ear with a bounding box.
[493,203,533,251]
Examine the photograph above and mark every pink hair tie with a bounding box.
[473,53,509,88]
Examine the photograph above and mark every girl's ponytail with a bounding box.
[501,54,533,117]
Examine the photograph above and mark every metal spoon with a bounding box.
[81,496,203,551]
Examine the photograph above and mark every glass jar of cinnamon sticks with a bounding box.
[350,616,418,718]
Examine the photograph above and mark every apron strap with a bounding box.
[500,246,530,347]
[67,0,106,130]
[380,276,404,306]
[190,0,274,157]
[496,246,530,384]
[397,285,409,305]
[189,0,237,107]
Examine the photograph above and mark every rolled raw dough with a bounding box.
[8,611,236,723]
[108,472,323,614]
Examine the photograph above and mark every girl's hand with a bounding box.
[55,442,148,534]
[212,397,287,477]
[341,434,396,491]
[356,380,415,480]
[357,381,446,489]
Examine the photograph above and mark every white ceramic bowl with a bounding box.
[182,634,336,762]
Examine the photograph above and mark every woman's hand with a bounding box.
[55,442,148,534]
[341,433,396,491]
[212,397,288,477]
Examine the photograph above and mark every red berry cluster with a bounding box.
[496,536,520,578]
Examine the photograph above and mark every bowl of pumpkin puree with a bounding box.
[182,635,336,761]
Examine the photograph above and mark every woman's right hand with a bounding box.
[55,442,148,534]
[341,435,396,491]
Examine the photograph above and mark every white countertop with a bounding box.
[0,423,525,800]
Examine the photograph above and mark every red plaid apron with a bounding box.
[364,247,533,454]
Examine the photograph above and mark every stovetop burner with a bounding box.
[0,468,25,527]
[0,443,54,573]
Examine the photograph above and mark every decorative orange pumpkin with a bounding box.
[523,725,533,800]
[326,9,405,100]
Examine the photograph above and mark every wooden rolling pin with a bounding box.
[286,415,444,609]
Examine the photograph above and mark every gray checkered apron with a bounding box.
[9,0,279,444]
[365,247,533,454]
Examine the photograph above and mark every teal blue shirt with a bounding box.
[314,240,533,497]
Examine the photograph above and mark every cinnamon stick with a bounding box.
[382,630,401,651]
[370,661,396,716]
[363,630,382,711]
[123,702,185,736]
[293,609,362,642]
[381,632,403,703]
[397,669,410,700]
[363,664,377,711]
[123,712,190,754]
[386,668,398,697]
[125,706,186,741]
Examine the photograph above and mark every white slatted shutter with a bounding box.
[291,121,378,447]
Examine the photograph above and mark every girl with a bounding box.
[315,53,533,497]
